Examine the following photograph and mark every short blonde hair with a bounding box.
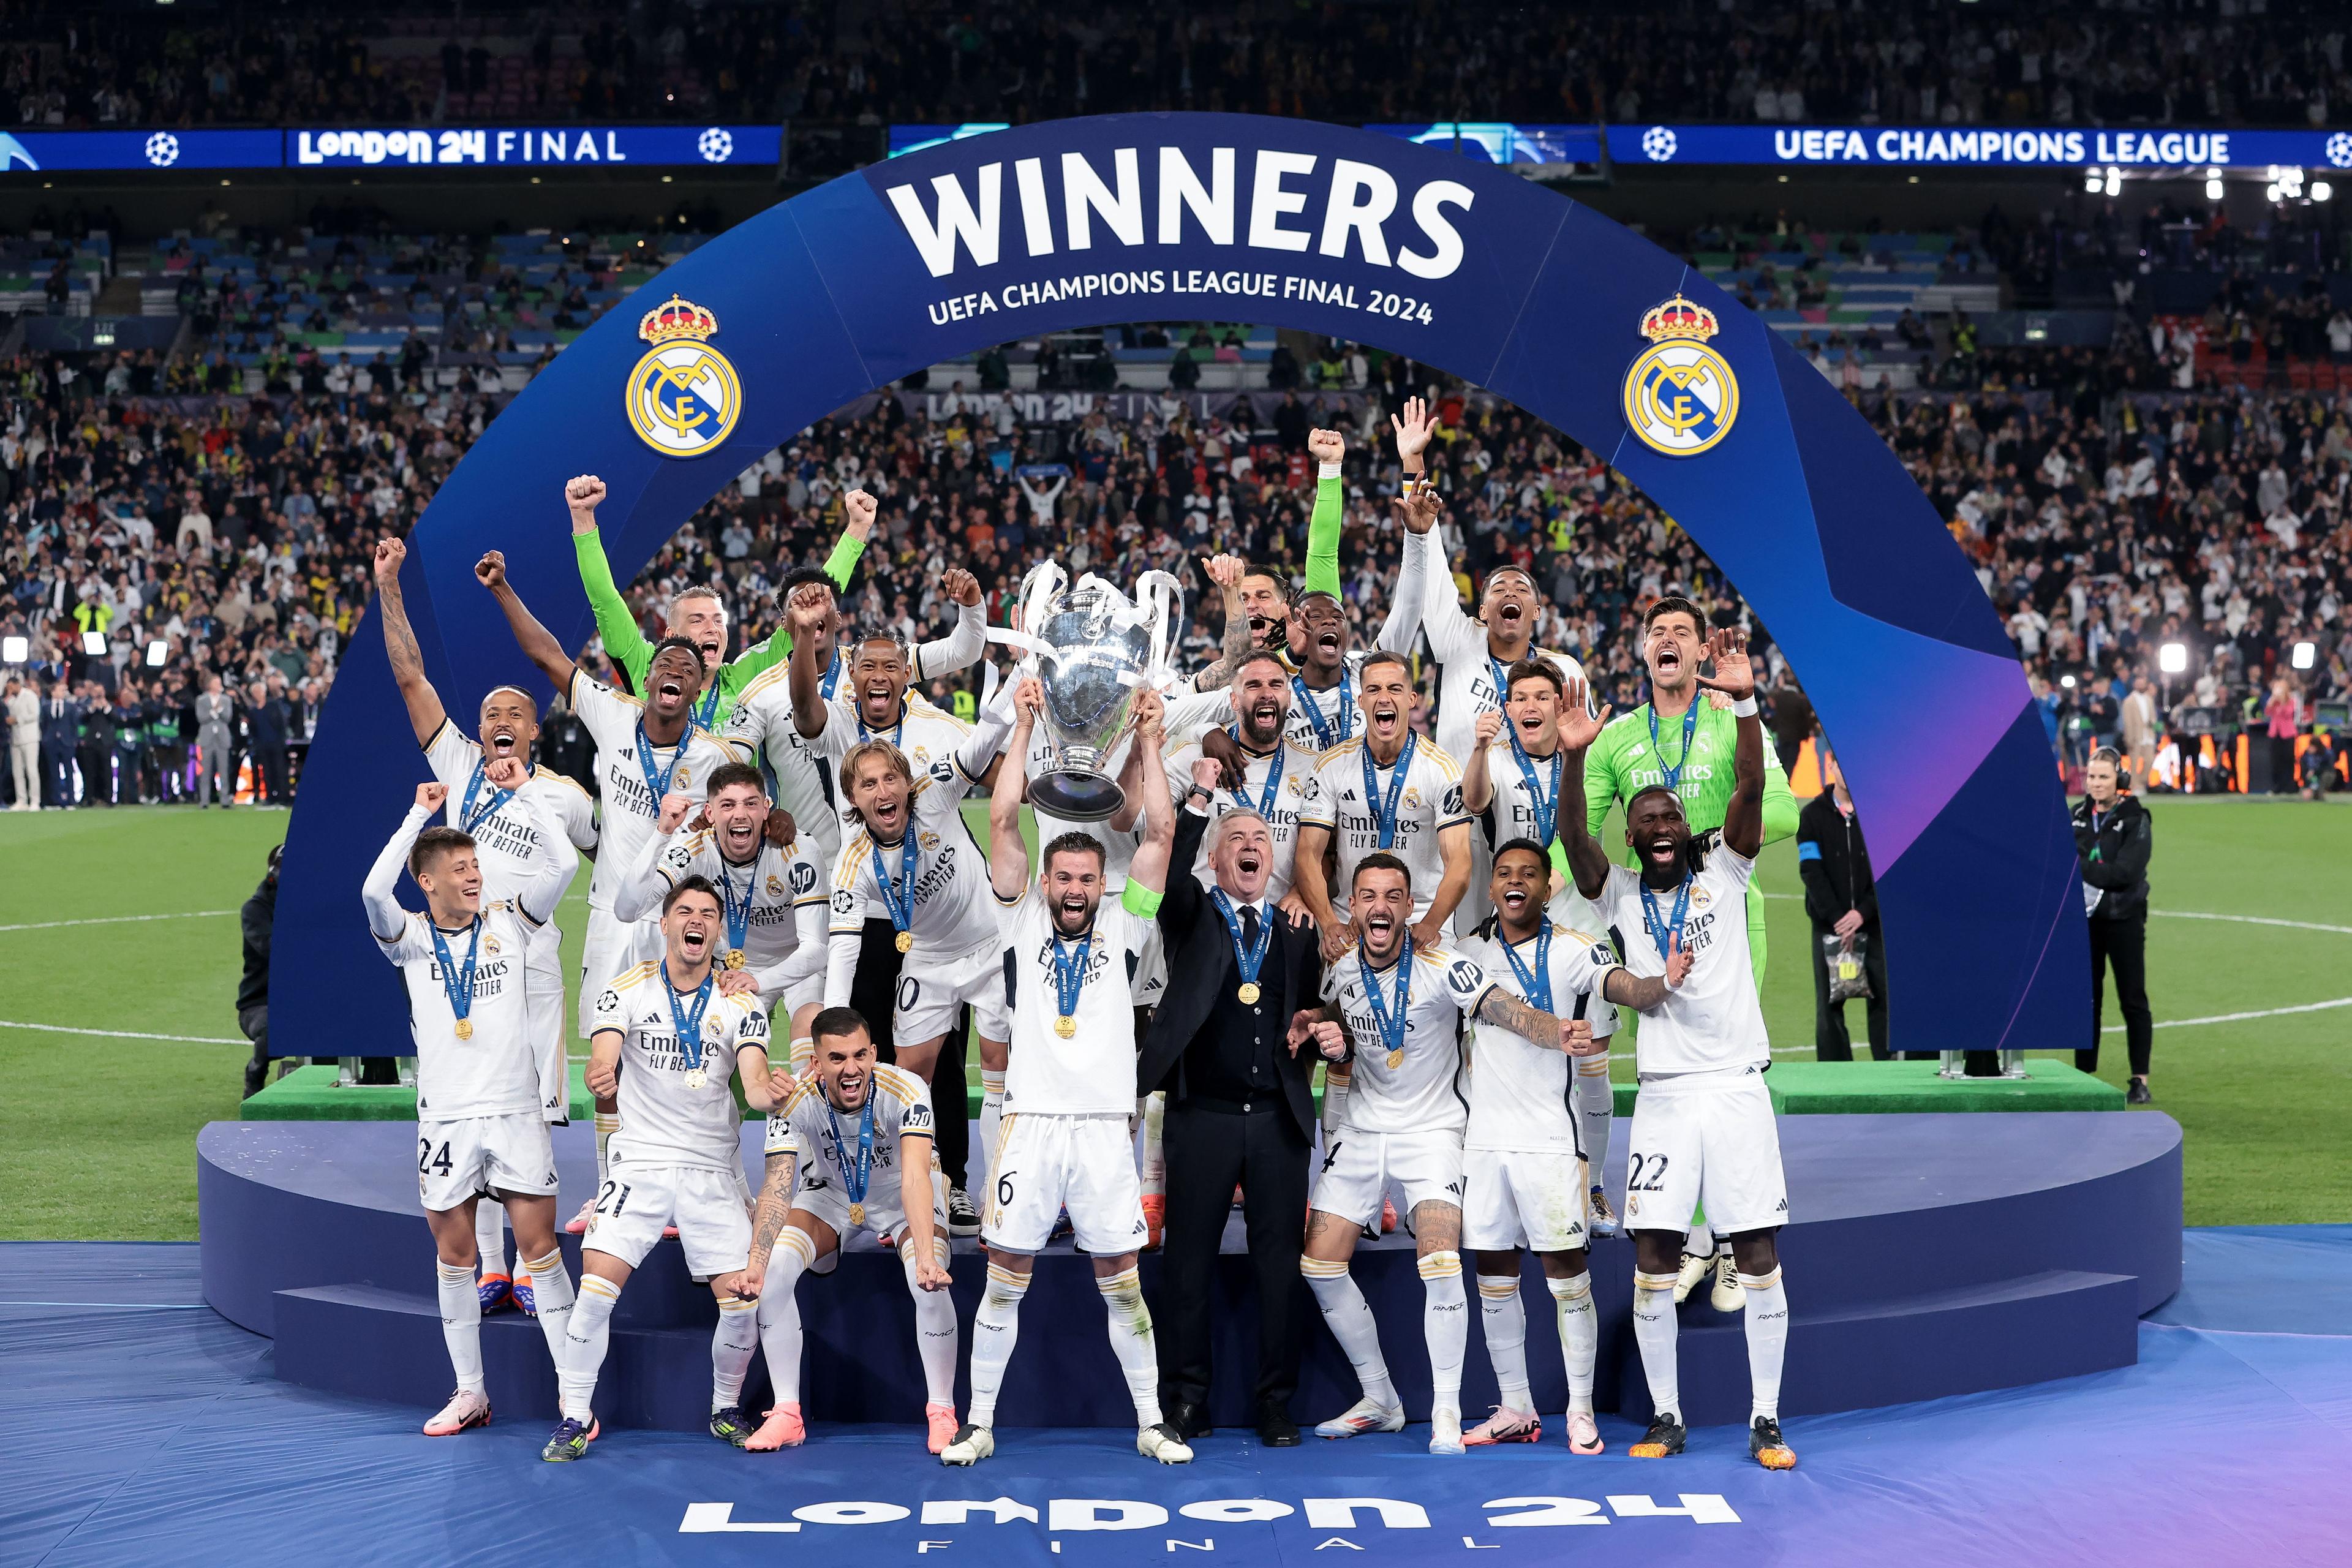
[838,739,913,821]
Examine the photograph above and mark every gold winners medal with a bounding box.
[1385,1048,1405,1070]
[848,1202,867,1228]
[453,1018,473,1041]
[1055,1015,1077,1039]
[684,1068,707,1090]
[1236,981,1261,1005]
[725,948,746,970]
[895,930,914,954]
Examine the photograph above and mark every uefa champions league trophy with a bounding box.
[1001,561,1183,821]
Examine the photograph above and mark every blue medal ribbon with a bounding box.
[1292,665,1352,748]
[635,716,693,808]
[430,917,482,1029]
[1497,916,1554,1014]
[870,832,921,942]
[1359,730,1417,851]
[1049,927,1095,1022]
[716,851,758,957]
[1504,725,1563,846]
[820,647,846,701]
[824,1090,877,1212]
[662,959,715,1078]
[1638,873,1695,962]
[691,680,723,731]
[1648,700,1700,791]
[457,759,513,835]
[1359,933,1415,1065]
[1226,728,1286,816]
[1211,889,1272,993]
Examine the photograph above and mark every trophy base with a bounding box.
[1030,770,1128,823]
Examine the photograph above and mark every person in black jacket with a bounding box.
[1137,756,1329,1448]
[2074,747,2155,1103]
[243,677,292,806]
[1796,763,1891,1060]
[239,843,281,1098]
[37,681,82,806]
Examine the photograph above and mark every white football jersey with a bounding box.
[1469,736,1613,937]
[764,1063,937,1191]
[568,672,745,911]
[1321,941,1494,1136]
[1415,528,1588,765]
[1454,921,1620,1153]
[423,722,597,910]
[642,826,827,996]
[717,663,842,873]
[375,901,542,1121]
[997,885,1152,1116]
[828,772,998,957]
[1277,649,1374,755]
[1599,839,1766,1077]
[594,962,772,1170]
[1300,734,1471,924]
[1163,733,1322,903]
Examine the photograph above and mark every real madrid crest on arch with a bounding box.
[625,295,742,458]
[1622,294,1739,458]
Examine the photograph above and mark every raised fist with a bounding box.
[940,568,981,607]
[473,551,507,592]
[842,488,878,538]
[1306,428,1344,466]
[565,475,606,527]
[1474,708,1506,747]
[417,782,448,811]
[372,537,405,587]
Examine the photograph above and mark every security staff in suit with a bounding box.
[37,681,82,807]
[1139,756,1330,1448]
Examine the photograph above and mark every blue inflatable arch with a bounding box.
[277,113,2086,1057]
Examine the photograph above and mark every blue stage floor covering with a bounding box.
[6,1229,2350,1568]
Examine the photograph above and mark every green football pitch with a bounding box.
[1,797,2346,1240]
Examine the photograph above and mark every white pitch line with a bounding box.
[2152,910,2352,937]
[0,910,235,934]
[2110,997,2352,1033]
[0,1019,244,1044]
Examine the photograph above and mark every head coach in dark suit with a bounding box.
[1139,753,1340,1449]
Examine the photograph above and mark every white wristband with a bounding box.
[1318,461,1342,480]
[1732,696,1758,718]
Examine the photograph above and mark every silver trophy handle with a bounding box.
[1132,569,1183,684]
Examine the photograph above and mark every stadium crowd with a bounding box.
[12,2,2352,133]
[4,318,2348,807]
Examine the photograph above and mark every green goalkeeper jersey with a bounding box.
[570,526,865,729]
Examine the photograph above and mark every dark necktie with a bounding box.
[1240,904,1260,956]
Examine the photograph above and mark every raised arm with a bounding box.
[1304,428,1346,601]
[784,589,832,741]
[951,673,1016,792]
[989,677,1041,901]
[475,550,575,692]
[364,788,439,940]
[371,538,446,747]
[911,568,986,680]
[1556,676,1616,901]
[1698,627,1765,859]
[1601,943,1691,1013]
[1124,691,1175,898]
[1159,771,1215,931]
[1460,707,1502,815]
[565,474,652,691]
[614,794,696,923]
[1378,397,1439,655]
[1188,553,1253,693]
[1412,494,1481,662]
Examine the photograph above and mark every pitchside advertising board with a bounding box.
[0,124,777,172]
[274,112,2086,1060]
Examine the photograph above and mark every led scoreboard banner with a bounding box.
[0,124,778,173]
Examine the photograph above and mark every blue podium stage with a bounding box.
[197,1113,2180,1432]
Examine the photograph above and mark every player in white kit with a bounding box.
[546,875,786,1460]
[1461,658,1624,1240]
[1454,839,1687,1453]
[738,1006,957,1453]
[363,784,578,1439]
[479,549,747,1229]
[937,680,1191,1468]
[614,761,829,1055]
[1559,635,1799,1472]
[1293,650,1473,957]
[1163,650,1321,906]
[1303,853,1596,1455]
[374,537,597,1313]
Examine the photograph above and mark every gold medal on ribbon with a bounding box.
[1055,1015,1077,1038]
[848,1202,867,1228]
[1237,981,1261,1005]
[453,1018,473,1041]
[895,930,914,954]
[725,948,746,970]
[684,1068,706,1090]
[1385,1048,1404,1070]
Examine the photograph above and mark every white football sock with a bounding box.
[1740,1266,1789,1422]
[755,1228,816,1406]
[1137,1090,1166,1199]
[1631,1269,1681,1422]
[473,1199,507,1277]
[524,1249,576,1370]
[1302,1256,1396,1408]
[1476,1272,1530,1410]
[711,1297,760,1411]
[976,1071,1005,1195]
[1418,1251,1467,1409]
[902,1236,959,1406]
[965,1261,1030,1429]
[1096,1265,1163,1428]
[593,1112,618,1193]
[1573,1060,1613,1193]
[1550,1270,1597,1415]
[435,1261,484,1395]
[558,1273,621,1422]
[1686,1219,1714,1258]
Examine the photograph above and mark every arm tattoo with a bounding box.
[1474,987,1564,1045]
[1602,968,1672,1012]
[380,585,425,683]
[1193,592,1256,692]
[747,1149,797,1269]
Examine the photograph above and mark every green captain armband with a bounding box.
[1121,881,1164,918]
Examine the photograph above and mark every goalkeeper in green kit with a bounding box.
[1583,595,1798,1309]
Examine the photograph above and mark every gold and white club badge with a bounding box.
[625,295,741,458]
[1623,294,1740,457]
